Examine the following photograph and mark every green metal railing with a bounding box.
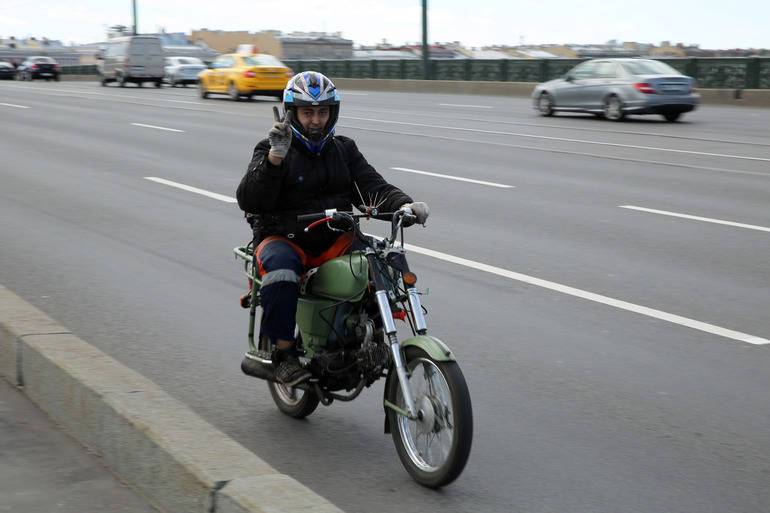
[281,57,770,89]
[61,58,770,88]
[60,64,99,75]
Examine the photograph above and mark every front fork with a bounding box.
[369,252,426,420]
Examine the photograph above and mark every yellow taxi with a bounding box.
[198,53,293,101]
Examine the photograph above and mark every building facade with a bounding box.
[190,29,281,55]
[279,32,353,59]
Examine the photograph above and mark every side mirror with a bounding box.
[564,74,574,82]
[207,62,214,69]
[95,51,104,60]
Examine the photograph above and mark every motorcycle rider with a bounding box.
[236,71,429,387]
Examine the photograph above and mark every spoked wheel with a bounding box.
[268,381,320,418]
[604,95,625,121]
[264,332,319,418]
[228,82,241,101]
[386,346,473,488]
[537,92,554,116]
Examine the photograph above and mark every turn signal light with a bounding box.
[634,82,656,94]
[403,272,417,286]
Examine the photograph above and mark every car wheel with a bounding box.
[228,82,241,101]
[155,80,162,88]
[100,77,107,86]
[182,83,188,88]
[663,112,682,122]
[200,83,209,99]
[537,92,555,116]
[603,95,625,121]
[54,75,60,82]
[118,74,126,87]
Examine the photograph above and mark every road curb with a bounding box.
[0,284,344,513]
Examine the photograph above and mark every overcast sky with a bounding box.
[1,0,766,49]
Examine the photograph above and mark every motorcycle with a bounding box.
[233,207,473,487]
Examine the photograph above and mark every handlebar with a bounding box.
[296,208,416,246]
[297,212,329,223]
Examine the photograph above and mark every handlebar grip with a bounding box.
[297,213,326,222]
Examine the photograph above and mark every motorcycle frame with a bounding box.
[233,211,455,420]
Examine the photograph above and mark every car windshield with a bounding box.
[243,55,285,67]
[622,60,679,75]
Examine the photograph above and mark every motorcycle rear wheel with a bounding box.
[386,346,473,488]
[268,382,320,418]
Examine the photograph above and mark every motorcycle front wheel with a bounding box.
[386,346,473,488]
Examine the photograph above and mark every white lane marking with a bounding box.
[619,205,770,233]
[1,82,205,106]
[140,178,769,346]
[131,122,185,132]
[344,116,770,163]
[343,106,770,148]
[165,99,206,105]
[0,102,29,108]
[144,177,237,203]
[401,243,769,346]
[439,103,492,109]
[390,167,514,188]
[339,124,770,178]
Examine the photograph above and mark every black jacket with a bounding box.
[237,135,412,255]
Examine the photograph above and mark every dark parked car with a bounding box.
[17,56,60,81]
[532,58,699,122]
[0,62,17,80]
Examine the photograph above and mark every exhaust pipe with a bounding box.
[241,352,275,381]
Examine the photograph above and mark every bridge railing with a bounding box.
[281,57,770,89]
[60,58,770,88]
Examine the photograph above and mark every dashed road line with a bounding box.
[389,167,514,188]
[619,205,770,233]
[131,123,185,132]
[142,177,769,346]
[144,177,237,202]
[344,116,770,163]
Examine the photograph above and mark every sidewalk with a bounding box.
[0,379,157,513]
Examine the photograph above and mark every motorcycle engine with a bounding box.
[310,316,389,390]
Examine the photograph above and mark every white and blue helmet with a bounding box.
[283,71,340,154]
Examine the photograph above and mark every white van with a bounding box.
[98,36,165,87]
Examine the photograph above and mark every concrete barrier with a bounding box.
[61,75,100,82]
[332,78,770,108]
[59,74,770,107]
[0,284,344,513]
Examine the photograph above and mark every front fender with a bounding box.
[382,335,456,433]
[400,335,455,362]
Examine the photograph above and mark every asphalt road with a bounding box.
[1,80,769,513]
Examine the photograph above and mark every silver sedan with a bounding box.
[532,59,699,122]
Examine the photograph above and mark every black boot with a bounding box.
[272,347,311,387]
